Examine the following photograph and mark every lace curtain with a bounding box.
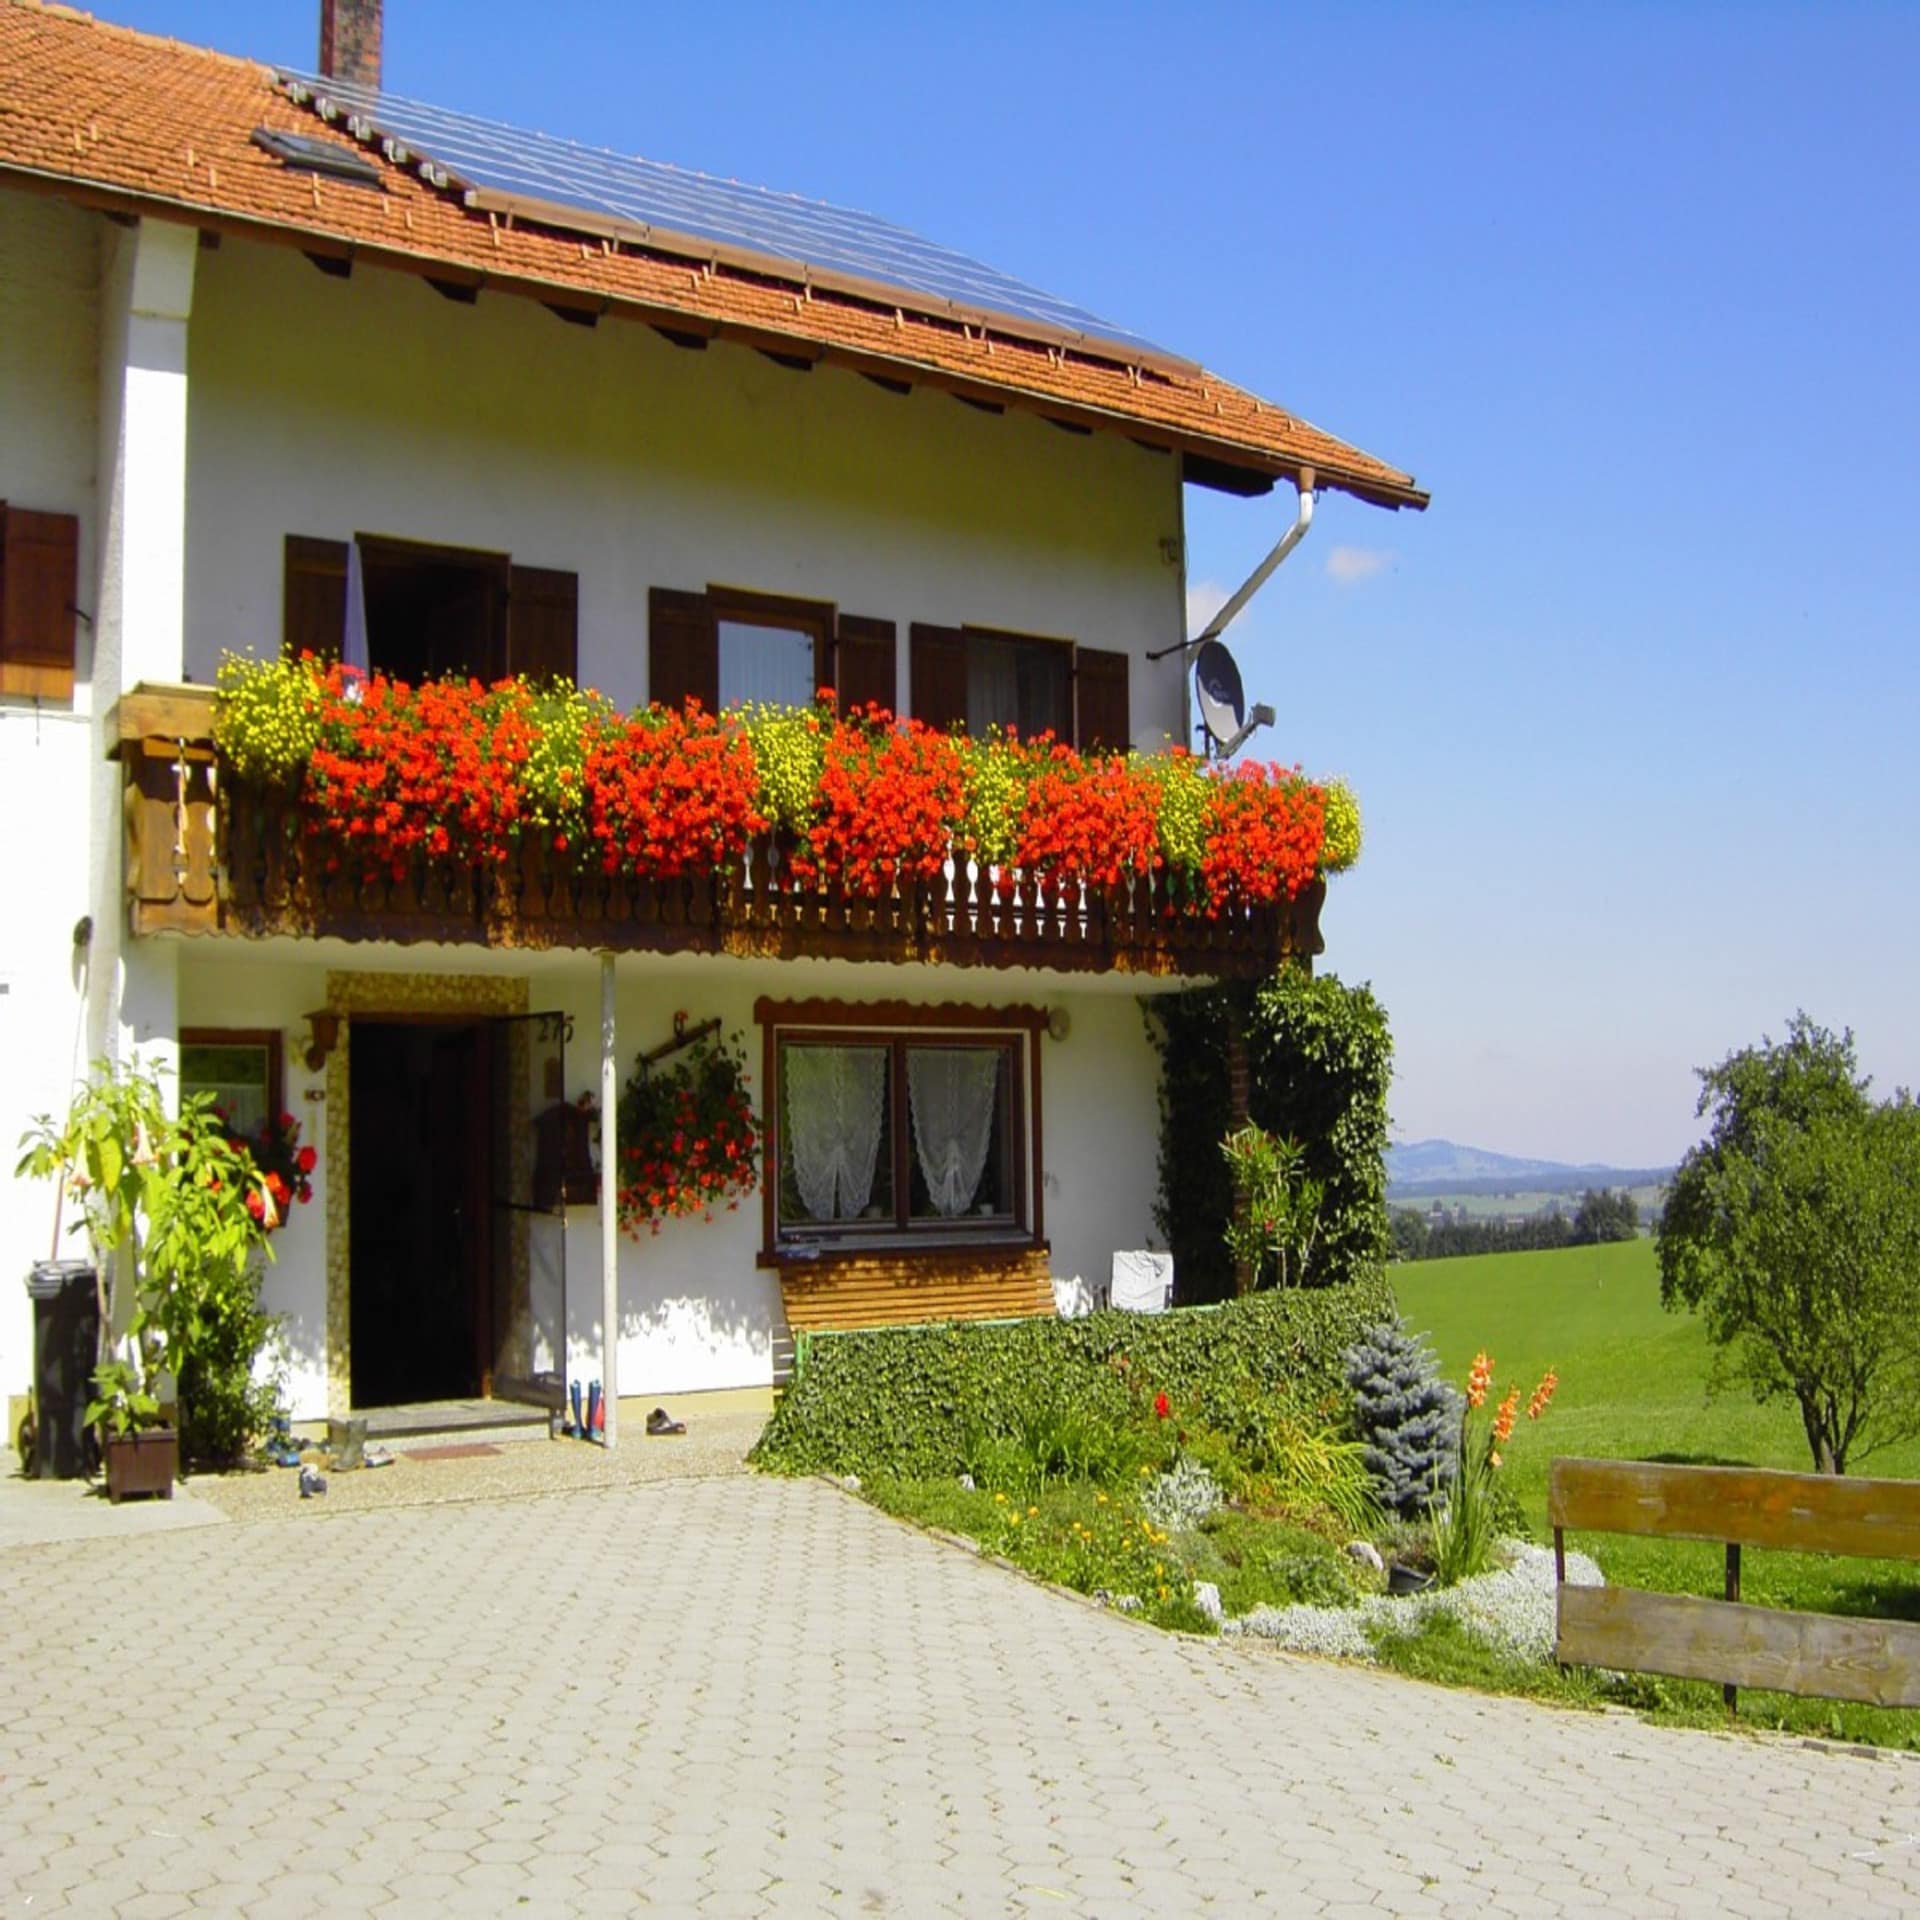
[784,1046,888,1222]
[907,1047,1002,1217]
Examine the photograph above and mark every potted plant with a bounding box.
[16,1057,279,1495]
[86,1357,176,1503]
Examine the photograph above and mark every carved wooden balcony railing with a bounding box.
[114,686,1323,980]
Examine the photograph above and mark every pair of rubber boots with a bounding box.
[565,1380,605,1441]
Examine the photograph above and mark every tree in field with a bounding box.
[1571,1187,1639,1244]
[1657,1016,1920,1474]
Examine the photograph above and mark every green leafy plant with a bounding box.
[16,1058,280,1461]
[1222,1122,1324,1290]
[1147,969,1393,1302]
[84,1358,161,1440]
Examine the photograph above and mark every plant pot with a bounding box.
[1387,1563,1434,1597]
[103,1426,178,1504]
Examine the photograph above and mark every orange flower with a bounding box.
[1492,1385,1520,1445]
[1467,1351,1494,1410]
[1528,1369,1559,1422]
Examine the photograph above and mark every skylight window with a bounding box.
[251,128,384,189]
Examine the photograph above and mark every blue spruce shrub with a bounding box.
[1343,1318,1459,1518]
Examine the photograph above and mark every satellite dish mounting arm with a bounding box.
[1146,469,1316,662]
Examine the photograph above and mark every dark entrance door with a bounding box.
[349,1020,494,1409]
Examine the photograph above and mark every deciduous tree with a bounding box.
[1657,1016,1920,1474]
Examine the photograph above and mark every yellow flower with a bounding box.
[1008,1512,1021,1526]
[1094,1491,1108,1505]
[1027,1505,1039,1517]
[993,1492,1006,1503]
[1139,1464,1152,1477]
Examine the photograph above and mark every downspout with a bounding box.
[1148,466,1317,665]
[1191,471,1314,650]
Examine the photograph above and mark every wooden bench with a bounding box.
[1549,1457,1920,1710]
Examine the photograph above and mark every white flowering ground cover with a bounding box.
[1222,1541,1604,1666]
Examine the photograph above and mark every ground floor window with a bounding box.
[179,1029,282,1136]
[756,1001,1046,1255]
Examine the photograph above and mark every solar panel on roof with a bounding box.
[278,69,1187,371]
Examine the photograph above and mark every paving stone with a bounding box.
[5,1473,1920,1914]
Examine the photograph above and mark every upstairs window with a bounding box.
[909,623,1130,750]
[963,630,1072,739]
[650,586,896,714]
[282,533,577,684]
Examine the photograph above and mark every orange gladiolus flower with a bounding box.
[1528,1369,1559,1421]
[1467,1351,1494,1410]
[1492,1385,1520,1445]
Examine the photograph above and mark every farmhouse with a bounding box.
[0,0,1424,1436]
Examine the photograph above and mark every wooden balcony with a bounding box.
[114,686,1323,981]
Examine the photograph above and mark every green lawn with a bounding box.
[1394,1240,1920,1744]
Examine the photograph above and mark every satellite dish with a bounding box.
[1193,639,1247,749]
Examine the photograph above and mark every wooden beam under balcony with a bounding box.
[111,685,1325,980]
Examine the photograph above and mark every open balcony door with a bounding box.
[486,1010,576,1413]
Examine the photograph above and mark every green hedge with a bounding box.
[750,1272,1395,1480]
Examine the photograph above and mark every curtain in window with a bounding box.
[719,620,815,710]
[965,636,1022,735]
[784,1046,888,1222]
[907,1047,1002,1216]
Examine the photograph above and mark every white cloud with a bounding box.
[1185,579,1230,636]
[1324,545,1395,586]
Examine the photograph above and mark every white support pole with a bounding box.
[598,950,619,1449]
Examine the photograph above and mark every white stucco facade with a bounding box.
[2,186,1196,1424]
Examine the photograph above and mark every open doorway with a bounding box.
[348,1020,494,1409]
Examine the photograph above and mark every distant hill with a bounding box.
[1387,1138,1672,1200]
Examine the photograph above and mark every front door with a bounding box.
[348,1020,494,1408]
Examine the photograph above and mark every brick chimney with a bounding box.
[319,0,382,91]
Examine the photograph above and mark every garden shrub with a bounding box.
[750,1272,1394,1480]
[1141,1455,1225,1533]
[1344,1318,1459,1518]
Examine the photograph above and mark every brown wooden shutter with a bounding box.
[283,535,348,662]
[0,506,80,700]
[648,586,718,712]
[909,623,968,731]
[835,613,897,716]
[506,565,579,684]
[1075,647,1131,753]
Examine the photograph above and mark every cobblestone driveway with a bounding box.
[4,1474,1917,1915]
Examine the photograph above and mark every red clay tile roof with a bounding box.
[0,1,1427,510]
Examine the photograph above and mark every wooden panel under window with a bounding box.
[777,1243,1054,1332]
[506,565,579,685]
[1,505,80,700]
[908,622,968,731]
[835,613,897,715]
[649,586,718,712]
[1075,646,1131,753]
[283,534,348,663]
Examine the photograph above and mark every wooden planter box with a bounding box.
[103,1427,177,1503]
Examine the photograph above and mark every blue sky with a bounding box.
[112,1,1920,1164]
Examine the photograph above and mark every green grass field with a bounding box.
[1394,1240,1920,1744]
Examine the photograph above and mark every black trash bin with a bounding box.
[25,1259,100,1480]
